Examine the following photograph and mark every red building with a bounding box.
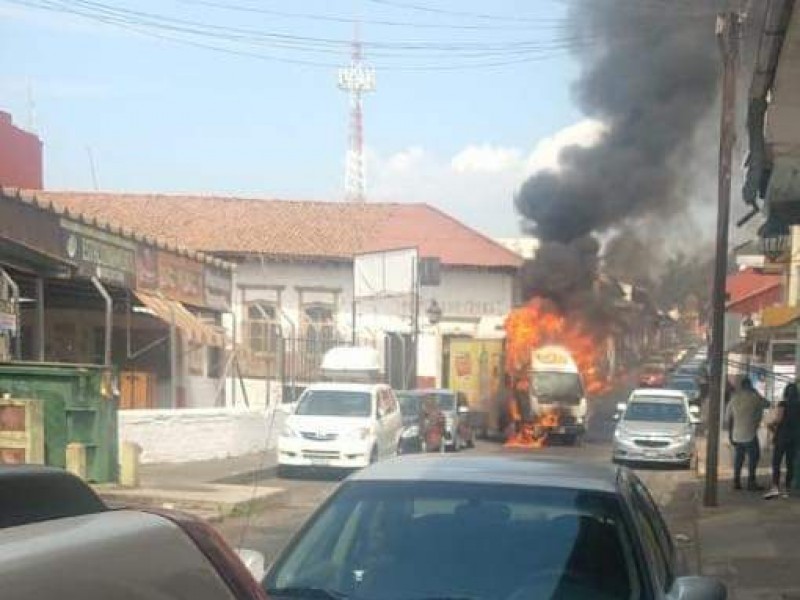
[0,111,43,189]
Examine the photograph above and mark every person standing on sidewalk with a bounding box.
[725,377,767,491]
[765,383,800,499]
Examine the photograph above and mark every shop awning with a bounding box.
[134,291,225,348]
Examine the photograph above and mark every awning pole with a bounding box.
[0,268,21,359]
[35,277,45,361]
[91,276,113,367]
[168,301,178,408]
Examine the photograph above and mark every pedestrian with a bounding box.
[765,383,800,499]
[725,376,768,491]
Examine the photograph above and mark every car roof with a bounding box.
[631,387,686,397]
[348,455,620,494]
[629,389,688,403]
[304,382,385,392]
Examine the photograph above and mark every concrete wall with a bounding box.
[118,407,286,464]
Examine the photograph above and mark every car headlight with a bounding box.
[401,425,419,439]
[281,423,300,438]
[614,427,626,440]
[344,427,371,440]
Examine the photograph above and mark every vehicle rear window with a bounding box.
[266,481,641,600]
[625,401,686,423]
[295,390,371,417]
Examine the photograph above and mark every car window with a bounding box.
[624,401,687,423]
[266,481,642,600]
[630,476,675,585]
[295,390,372,418]
[628,478,673,591]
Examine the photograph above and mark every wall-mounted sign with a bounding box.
[60,219,136,287]
[157,252,204,306]
[204,266,232,311]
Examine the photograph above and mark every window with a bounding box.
[246,300,281,357]
[295,390,372,417]
[630,476,675,587]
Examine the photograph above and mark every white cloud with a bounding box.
[451,145,522,174]
[525,119,607,174]
[367,119,607,236]
[385,146,425,172]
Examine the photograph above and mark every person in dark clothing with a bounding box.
[765,383,800,499]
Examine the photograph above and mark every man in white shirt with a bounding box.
[725,377,768,490]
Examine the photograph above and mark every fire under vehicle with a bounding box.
[514,345,589,446]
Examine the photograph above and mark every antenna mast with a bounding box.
[337,24,375,203]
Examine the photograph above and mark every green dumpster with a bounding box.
[0,362,118,483]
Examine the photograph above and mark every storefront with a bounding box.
[0,188,234,409]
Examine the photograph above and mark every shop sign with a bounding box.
[61,219,136,286]
[204,266,232,311]
[157,252,204,306]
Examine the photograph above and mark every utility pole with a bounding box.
[704,11,740,508]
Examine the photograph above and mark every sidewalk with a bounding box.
[668,438,800,598]
[94,450,284,522]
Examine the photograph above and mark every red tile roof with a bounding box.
[726,268,782,313]
[29,191,522,269]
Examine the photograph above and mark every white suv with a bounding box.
[278,383,403,475]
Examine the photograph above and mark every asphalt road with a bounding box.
[217,379,696,566]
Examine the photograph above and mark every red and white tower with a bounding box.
[337,26,376,203]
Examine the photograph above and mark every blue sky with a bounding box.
[0,0,587,235]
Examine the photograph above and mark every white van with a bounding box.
[277,382,403,475]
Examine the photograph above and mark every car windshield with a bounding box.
[532,372,583,403]
[433,393,456,411]
[265,481,640,600]
[397,394,420,417]
[295,391,372,418]
[667,379,697,391]
[625,401,687,423]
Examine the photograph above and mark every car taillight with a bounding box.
[146,509,269,600]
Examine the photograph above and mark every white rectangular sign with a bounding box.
[354,248,418,300]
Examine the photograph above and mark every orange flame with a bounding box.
[502,298,610,449]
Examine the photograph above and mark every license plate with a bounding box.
[644,451,659,458]
[310,459,330,466]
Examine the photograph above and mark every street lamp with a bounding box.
[426,299,442,325]
[759,215,791,262]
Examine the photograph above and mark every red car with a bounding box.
[639,363,667,387]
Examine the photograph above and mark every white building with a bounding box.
[45,193,522,408]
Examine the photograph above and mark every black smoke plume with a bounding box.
[516,1,723,310]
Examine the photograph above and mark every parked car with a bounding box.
[277,382,403,475]
[0,465,266,600]
[666,375,703,405]
[263,455,726,600]
[396,391,446,453]
[613,388,701,469]
[639,362,668,387]
[419,388,474,451]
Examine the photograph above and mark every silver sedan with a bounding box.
[612,389,700,469]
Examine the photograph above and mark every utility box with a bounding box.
[0,363,119,483]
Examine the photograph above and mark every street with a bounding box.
[217,379,697,568]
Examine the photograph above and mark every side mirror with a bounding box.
[278,402,297,414]
[667,576,726,600]
[236,548,265,582]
